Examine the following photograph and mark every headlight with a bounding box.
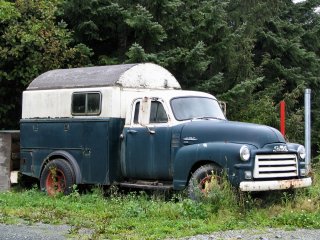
[240,145,250,161]
[297,145,306,160]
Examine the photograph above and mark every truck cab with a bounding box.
[19,63,312,196]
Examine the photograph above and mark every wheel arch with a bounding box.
[173,143,224,190]
[40,150,82,184]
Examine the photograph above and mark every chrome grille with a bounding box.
[254,154,298,178]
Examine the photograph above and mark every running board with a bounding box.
[119,181,173,190]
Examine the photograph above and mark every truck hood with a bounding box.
[180,120,285,148]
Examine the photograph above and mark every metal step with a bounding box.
[119,180,173,190]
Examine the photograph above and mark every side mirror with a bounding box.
[138,97,151,126]
[219,101,227,116]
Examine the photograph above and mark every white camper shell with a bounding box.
[22,63,182,120]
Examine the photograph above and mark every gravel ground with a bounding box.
[0,223,92,240]
[181,228,320,240]
[1,223,320,239]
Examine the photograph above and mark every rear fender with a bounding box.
[41,150,82,184]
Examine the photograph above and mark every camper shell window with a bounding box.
[72,92,101,115]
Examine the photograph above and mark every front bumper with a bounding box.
[239,177,312,191]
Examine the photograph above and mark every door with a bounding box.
[121,98,172,180]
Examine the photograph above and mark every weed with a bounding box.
[193,171,239,214]
[64,185,80,200]
[68,225,80,235]
[123,200,146,218]
[179,199,208,219]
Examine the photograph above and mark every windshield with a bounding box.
[171,97,226,121]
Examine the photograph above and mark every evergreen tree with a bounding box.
[0,0,92,129]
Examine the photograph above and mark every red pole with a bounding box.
[280,101,285,137]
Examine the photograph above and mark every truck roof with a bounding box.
[27,63,181,90]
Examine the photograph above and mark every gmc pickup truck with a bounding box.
[19,63,312,197]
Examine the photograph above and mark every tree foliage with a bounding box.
[1,0,320,157]
[0,0,92,128]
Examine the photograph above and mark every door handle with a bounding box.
[127,129,138,134]
[145,125,155,134]
[148,129,155,134]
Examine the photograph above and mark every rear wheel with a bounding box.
[188,164,222,200]
[40,159,74,196]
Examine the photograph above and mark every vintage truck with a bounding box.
[18,63,311,197]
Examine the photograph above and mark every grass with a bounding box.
[1,165,320,239]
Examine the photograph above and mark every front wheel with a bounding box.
[188,164,222,200]
[40,159,75,196]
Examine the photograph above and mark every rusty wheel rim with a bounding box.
[199,174,220,194]
[199,175,212,193]
[45,169,66,196]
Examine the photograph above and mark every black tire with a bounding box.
[40,159,75,196]
[188,164,222,200]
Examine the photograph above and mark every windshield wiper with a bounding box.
[191,116,225,121]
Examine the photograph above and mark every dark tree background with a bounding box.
[1,0,319,159]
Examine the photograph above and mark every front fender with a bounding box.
[173,142,246,190]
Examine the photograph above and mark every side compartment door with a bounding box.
[121,98,172,180]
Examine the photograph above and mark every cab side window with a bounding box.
[150,101,168,123]
[133,102,140,124]
[133,100,168,124]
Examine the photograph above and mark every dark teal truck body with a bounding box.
[19,63,312,195]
